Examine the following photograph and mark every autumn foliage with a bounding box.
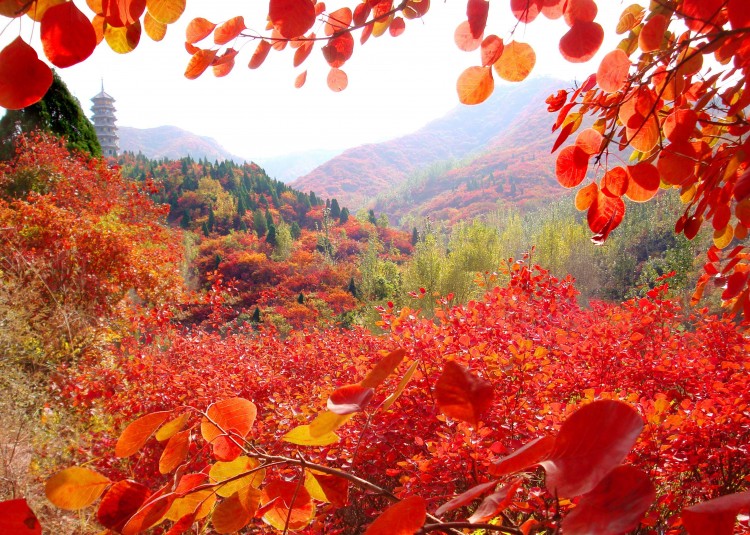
[2,260,741,533]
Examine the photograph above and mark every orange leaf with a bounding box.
[627,114,660,153]
[212,493,252,534]
[454,20,482,52]
[0,0,30,17]
[327,67,348,92]
[555,144,589,188]
[562,465,655,534]
[364,495,426,535]
[664,108,698,142]
[575,128,603,155]
[248,40,271,69]
[625,162,660,202]
[360,348,406,389]
[269,0,315,38]
[0,499,41,534]
[261,480,315,530]
[45,467,111,510]
[0,37,53,110]
[293,38,314,67]
[305,471,349,507]
[97,480,152,532]
[541,0,564,19]
[201,398,256,456]
[116,411,171,458]
[159,429,190,474]
[657,141,697,185]
[616,4,644,34]
[144,11,167,41]
[541,400,642,497]
[575,182,599,211]
[186,17,215,43]
[185,48,218,79]
[212,48,237,77]
[456,66,494,105]
[597,49,629,93]
[493,40,535,82]
[328,384,375,414]
[480,34,503,66]
[121,487,176,535]
[559,21,603,63]
[146,0,185,24]
[563,0,597,26]
[40,2,97,68]
[295,70,307,88]
[214,15,245,45]
[435,361,493,426]
[27,0,65,22]
[325,7,352,35]
[104,20,142,54]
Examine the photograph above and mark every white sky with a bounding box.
[1,1,634,159]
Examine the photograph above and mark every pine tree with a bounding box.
[252,306,261,323]
[290,221,301,240]
[347,276,358,298]
[297,293,305,304]
[330,198,341,219]
[339,207,349,224]
[411,227,419,246]
[266,224,277,246]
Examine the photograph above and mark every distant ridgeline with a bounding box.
[117,151,334,236]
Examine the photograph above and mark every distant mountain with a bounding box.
[256,148,343,183]
[118,125,247,163]
[292,78,570,224]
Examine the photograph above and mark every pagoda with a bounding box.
[90,82,119,157]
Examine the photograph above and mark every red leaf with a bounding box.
[327,384,375,414]
[0,37,53,110]
[480,35,504,67]
[541,400,643,497]
[664,108,698,142]
[325,7,352,35]
[575,128,603,155]
[295,70,307,88]
[121,489,176,535]
[116,411,172,458]
[435,480,498,516]
[214,16,246,45]
[456,66,494,105]
[561,465,655,535]
[588,191,625,243]
[269,0,316,38]
[360,348,406,389]
[435,361,494,426]
[0,499,41,534]
[466,0,488,38]
[467,480,522,523]
[680,0,723,32]
[559,21,604,63]
[541,0,564,20]
[186,17,216,43]
[40,2,97,68]
[260,480,315,530]
[601,166,629,197]
[511,0,542,23]
[97,480,152,532]
[657,141,697,186]
[597,49,629,93]
[639,14,667,52]
[722,271,749,301]
[364,495,426,535]
[389,16,405,37]
[308,472,349,507]
[322,32,354,68]
[563,0,597,26]
[489,435,555,476]
[353,2,371,26]
[555,145,589,188]
[682,491,750,535]
[293,38,314,67]
[102,0,145,27]
[159,429,190,473]
[546,89,567,112]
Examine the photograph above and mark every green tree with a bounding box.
[253,210,267,237]
[272,221,293,261]
[339,207,349,224]
[330,198,341,219]
[0,71,101,160]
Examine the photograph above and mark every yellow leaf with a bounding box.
[165,490,215,521]
[209,456,265,497]
[308,411,352,437]
[282,425,340,446]
[45,467,110,510]
[155,413,189,442]
[146,0,185,24]
[382,361,419,411]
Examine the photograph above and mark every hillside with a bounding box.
[292,78,567,216]
[118,125,247,162]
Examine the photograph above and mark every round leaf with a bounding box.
[0,37,53,110]
[45,467,111,510]
[494,41,535,82]
[40,2,97,68]
[0,499,41,534]
[456,66,494,105]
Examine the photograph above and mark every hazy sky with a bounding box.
[1,1,634,159]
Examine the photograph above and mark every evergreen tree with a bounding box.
[297,293,305,304]
[330,198,341,219]
[180,211,191,229]
[368,209,377,225]
[339,207,349,224]
[265,208,273,228]
[347,276,358,298]
[201,221,209,236]
[207,207,215,232]
[253,210,267,237]
[266,223,277,246]
[237,193,247,216]
[290,221,301,240]
[411,227,419,246]
[0,71,101,159]
[252,306,261,323]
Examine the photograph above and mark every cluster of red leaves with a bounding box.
[38,259,750,533]
[0,133,184,316]
[0,0,186,109]
[546,1,750,317]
